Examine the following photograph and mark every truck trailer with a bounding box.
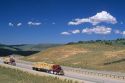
[32,62,64,75]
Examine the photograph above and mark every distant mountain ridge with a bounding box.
[66,38,125,46]
[0,38,125,57]
[0,44,62,56]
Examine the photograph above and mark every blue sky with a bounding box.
[0,0,125,44]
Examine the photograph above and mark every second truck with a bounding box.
[3,56,16,66]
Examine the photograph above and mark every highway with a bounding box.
[0,58,125,83]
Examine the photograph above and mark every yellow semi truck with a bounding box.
[32,62,64,75]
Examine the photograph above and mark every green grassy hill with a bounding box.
[0,44,61,56]
[25,39,125,72]
[11,44,62,51]
[0,66,74,83]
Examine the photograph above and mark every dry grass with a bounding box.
[0,66,76,83]
[24,43,125,72]
[104,50,125,58]
[27,45,88,61]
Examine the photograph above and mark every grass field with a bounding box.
[0,66,75,83]
[24,43,125,73]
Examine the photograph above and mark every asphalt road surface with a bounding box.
[0,59,125,83]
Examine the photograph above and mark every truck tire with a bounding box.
[54,72,57,75]
[32,67,36,70]
[11,62,16,66]
[35,68,39,71]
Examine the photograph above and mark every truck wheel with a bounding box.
[47,70,50,73]
[54,72,57,75]
[32,67,36,70]
[49,70,53,74]
[35,68,39,71]
[12,62,16,66]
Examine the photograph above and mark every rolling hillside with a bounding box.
[0,44,61,56]
[25,39,125,72]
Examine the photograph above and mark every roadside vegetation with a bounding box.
[25,39,125,73]
[0,66,75,83]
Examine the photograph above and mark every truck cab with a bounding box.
[52,65,64,75]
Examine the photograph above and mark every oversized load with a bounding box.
[32,62,64,75]
[3,56,16,66]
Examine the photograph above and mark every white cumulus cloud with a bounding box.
[68,18,90,25]
[61,32,71,35]
[28,21,41,26]
[82,28,93,34]
[71,29,80,34]
[82,26,112,35]
[68,11,117,25]
[9,22,14,27]
[17,23,22,27]
[114,30,122,34]
[113,30,125,35]
[122,31,125,35]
